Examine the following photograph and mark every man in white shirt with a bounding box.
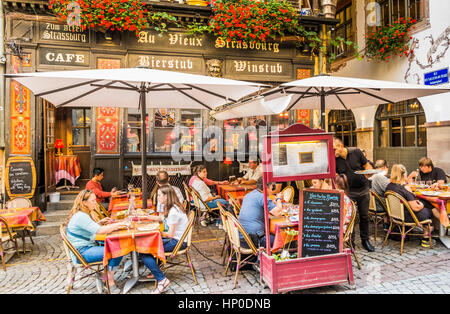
[235,159,262,185]
[155,171,184,208]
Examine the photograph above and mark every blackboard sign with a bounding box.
[6,157,36,198]
[298,189,343,258]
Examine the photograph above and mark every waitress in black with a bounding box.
[333,137,375,252]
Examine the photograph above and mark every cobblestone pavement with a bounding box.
[1,224,449,294]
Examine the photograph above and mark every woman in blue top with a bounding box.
[66,190,129,294]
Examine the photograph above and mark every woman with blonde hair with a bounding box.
[386,164,440,247]
[66,190,129,293]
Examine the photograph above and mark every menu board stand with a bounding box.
[260,124,354,294]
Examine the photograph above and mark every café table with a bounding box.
[0,207,46,253]
[97,218,165,294]
[216,184,256,201]
[413,188,450,248]
[108,193,152,213]
[55,155,81,190]
[269,204,299,252]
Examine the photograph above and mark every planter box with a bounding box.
[260,249,355,294]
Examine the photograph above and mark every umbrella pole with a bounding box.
[140,84,148,209]
[320,88,326,130]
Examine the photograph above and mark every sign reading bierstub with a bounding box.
[6,156,37,199]
[298,189,343,258]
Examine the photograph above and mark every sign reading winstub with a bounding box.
[39,22,90,44]
[227,59,292,81]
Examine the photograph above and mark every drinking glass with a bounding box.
[426,181,433,189]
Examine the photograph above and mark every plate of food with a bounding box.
[136,222,160,232]
[354,169,381,175]
[420,191,442,197]
[289,215,299,222]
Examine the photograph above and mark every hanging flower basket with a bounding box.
[364,17,417,62]
[49,0,150,36]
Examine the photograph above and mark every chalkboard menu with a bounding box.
[6,157,36,198]
[298,189,343,258]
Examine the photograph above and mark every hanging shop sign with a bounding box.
[39,22,90,44]
[132,163,192,176]
[39,48,90,67]
[424,68,449,86]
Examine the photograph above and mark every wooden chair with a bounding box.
[217,202,231,265]
[226,192,241,217]
[383,191,433,255]
[343,200,361,270]
[0,216,20,271]
[182,181,195,212]
[60,224,110,294]
[90,203,107,223]
[5,197,34,254]
[369,189,389,242]
[281,186,295,203]
[163,210,198,285]
[150,184,159,207]
[97,203,110,218]
[295,180,305,190]
[223,211,259,289]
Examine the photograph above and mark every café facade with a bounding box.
[2,3,333,208]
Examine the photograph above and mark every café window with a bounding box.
[224,118,244,154]
[126,108,148,153]
[247,116,267,156]
[179,109,202,154]
[154,109,176,153]
[375,0,427,26]
[71,108,91,146]
[332,2,353,57]
[376,99,426,147]
[271,112,290,131]
[328,110,357,147]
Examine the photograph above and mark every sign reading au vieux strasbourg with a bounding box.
[39,22,90,44]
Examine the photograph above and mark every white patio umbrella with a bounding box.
[212,74,450,128]
[6,67,268,204]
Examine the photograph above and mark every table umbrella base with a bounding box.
[122,276,139,294]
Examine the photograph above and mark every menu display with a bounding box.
[299,189,343,258]
[271,140,329,178]
[6,157,36,198]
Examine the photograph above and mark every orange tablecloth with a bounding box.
[55,155,81,186]
[216,184,256,201]
[270,216,298,252]
[109,195,152,212]
[101,228,165,267]
[0,207,46,229]
[415,191,449,227]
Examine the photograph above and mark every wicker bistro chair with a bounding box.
[281,186,295,203]
[223,211,260,289]
[383,191,433,255]
[163,210,198,285]
[190,187,220,226]
[182,181,194,210]
[369,189,389,242]
[226,192,241,217]
[0,216,20,271]
[343,200,361,270]
[5,197,35,254]
[97,203,110,218]
[217,202,231,265]
[59,224,110,294]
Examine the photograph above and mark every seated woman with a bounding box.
[188,165,228,187]
[311,178,332,190]
[385,164,440,247]
[335,174,354,235]
[191,164,229,226]
[141,185,189,294]
[66,190,129,294]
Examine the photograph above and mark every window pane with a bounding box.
[248,116,267,155]
[154,128,174,152]
[224,118,244,153]
[392,0,407,21]
[126,108,148,153]
[72,109,84,127]
[180,109,202,153]
[85,109,91,128]
[154,109,175,127]
[404,116,415,126]
[418,126,427,147]
[404,126,415,146]
[72,128,83,146]
[272,113,290,131]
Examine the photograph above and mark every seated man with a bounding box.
[239,178,283,248]
[85,168,120,209]
[155,170,184,205]
[191,165,229,227]
[411,157,447,186]
[369,160,390,204]
[234,159,262,185]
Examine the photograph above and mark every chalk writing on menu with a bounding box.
[8,162,33,195]
[300,190,342,258]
